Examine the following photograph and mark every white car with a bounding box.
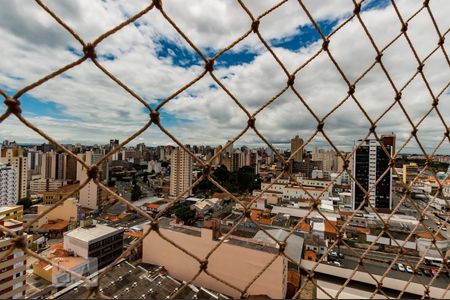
[406,265,414,273]
[332,261,342,267]
[398,263,406,272]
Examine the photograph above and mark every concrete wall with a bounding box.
[142,225,287,298]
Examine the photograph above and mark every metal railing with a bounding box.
[0,0,448,298]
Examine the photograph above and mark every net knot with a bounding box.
[369,124,376,133]
[394,92,402,102]
[205,59,214,72]
[247,117,256,128]
[401,23,408,33]
[153,0,162,10]
[322,39,330,50]
[202,163,211,176]
[4,98,22,114]
[278,241,286,254]
[150,111,160,124]
[287,75,295,86]
[353,3,361,14]
[150,221,159,231]
[13,235,27,249]
[199,260,208,271]
[83,43,96,59]
[317,121,324,132]
[375,53,383,63]
[252,20,260,33]
[87,165,99,180]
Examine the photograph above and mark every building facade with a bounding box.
[0,164,17,206]
[290,135,304,163]
[0,220,27,299]
[169,147,193,197]
[0,148,27,200]
[352,139,392,210]
[64,223,124,270]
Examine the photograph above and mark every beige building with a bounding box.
[142,218,290,298]
[290,135,304,163]
[312,148,337,172]
[77,151,99,209]
[43,183,79,205]
[402,162,419,185]
[29,178,73,194]
[0,148,27,200]
[169,147,193,197]
[0,220,27,299]
[36,197,78,223]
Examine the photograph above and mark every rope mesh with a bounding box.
[0,0,448,298]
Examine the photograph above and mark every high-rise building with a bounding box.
[290,135,304,163]
[0,219,27,299]
[231,150,241,172]
[77,151,100,209]
[0,148,27,200]
[169,147,193,197]
[311,148,337,172]
[0,164,17,206]
[352,139,393,210]
[402,162,419,185]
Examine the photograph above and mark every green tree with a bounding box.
[17,197,32,209]
[174,205,195,223]
[131,182,142,201]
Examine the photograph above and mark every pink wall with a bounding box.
[142,225,287,298]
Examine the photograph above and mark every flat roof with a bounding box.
[65,223,122,243]
[0,206,22,213]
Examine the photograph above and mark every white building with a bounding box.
[64,222,123,269]
[0,164,17,205]
[169,147,192,197]
[0,148,27,200]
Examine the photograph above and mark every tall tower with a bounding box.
[291,135,304,163]
[169,147,193,197]
[352,139,393,210]
[0,148,27,200]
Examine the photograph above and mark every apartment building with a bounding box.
[0,220,27,299]
[169,147,193,197]
[291,135,304,163]
[0,164,17,206]
[0,148,27,200]
[352,138,392,210]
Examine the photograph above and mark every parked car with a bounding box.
[422,268,431,277]
[430,268,439,277]
[398,263,406,272]
[332,261,343,267]
[406,265,414,273]
[330,251,345,259]
[391,264,398,271]
[416,268,423,276]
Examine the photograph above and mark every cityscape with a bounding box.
[0,135,449,298]
[1,0,449,299]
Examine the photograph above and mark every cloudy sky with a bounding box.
[0,0,448,154]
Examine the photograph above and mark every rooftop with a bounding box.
[64,223,123,243]
[55,260,228,299]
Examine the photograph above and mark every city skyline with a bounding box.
[0,0,448,154]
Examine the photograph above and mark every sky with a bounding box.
[0,0,448,155]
